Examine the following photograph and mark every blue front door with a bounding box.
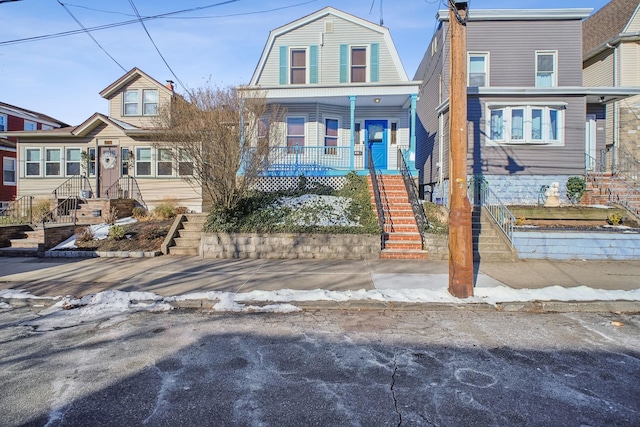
[365,120,388,169]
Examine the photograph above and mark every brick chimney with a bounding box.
[166,80,175,92]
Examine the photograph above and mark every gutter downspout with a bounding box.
[409,94,417,171]
[606,42,618,173]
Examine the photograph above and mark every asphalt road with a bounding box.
[1,307,639,426]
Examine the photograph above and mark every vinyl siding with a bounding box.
[466,20,583,87]
[624,8,640,32]
[258,15,402,86]
[468,95,586,176]
[619,42,640,86]
[583,50,614,87]
[108,74,170,127]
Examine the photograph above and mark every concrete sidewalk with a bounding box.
[1,256,639,299]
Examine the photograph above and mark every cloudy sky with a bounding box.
[1,0,610,125]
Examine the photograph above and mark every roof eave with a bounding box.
[437,8,593,21]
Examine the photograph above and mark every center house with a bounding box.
[242,7,420,179]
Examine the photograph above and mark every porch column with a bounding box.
[349,95,356,170]
[410,93,417,171]
[239,98,246,175]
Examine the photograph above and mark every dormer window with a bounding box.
[124,89,159,116]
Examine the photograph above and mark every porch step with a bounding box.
[0,225,43,257]
[380,249,429,260]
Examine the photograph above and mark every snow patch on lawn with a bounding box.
[51,217,138,250]
[273,194,359,227]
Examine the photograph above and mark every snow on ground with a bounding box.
[274,194,359,227]
[2,285,640,330]
[51,217,138,250]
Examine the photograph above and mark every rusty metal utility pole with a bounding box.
[448,1,474,298]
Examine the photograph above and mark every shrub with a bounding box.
[566,176,586,204]
[607,212,622,225]
[103,206,118,225]
[132,207,147,219]
[107,225,126,240]
[154,201,177,219]
[75,226,94,243]
[423,201,448,234]
[31,198,52,223]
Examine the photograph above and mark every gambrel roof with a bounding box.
[249,6,408,86]
[583,0,640,55]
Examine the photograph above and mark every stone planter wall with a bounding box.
[201,233,381,260]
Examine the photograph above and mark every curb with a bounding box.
[44,250,162,258]
[3,298,640,314]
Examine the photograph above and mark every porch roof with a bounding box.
[241,82,420,108]
[467,86,640,104]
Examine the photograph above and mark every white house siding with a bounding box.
[619,42,640,87]
[258,14,401,87]
[107,74,171,128]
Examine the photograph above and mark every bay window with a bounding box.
[324,118,338,155]
[487,103,564,145]
[287,117,305,153]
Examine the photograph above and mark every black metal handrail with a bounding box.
[41,197,79,228]
[468,177,515,246]
[0,196,34,225]
[398,148,427,248]
[105,176,147,209]
[609,176,640,219]
[367,149,385,248]
[52,175,93,199]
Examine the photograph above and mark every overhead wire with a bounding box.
[127,0,187,91]
[56,0,127,72]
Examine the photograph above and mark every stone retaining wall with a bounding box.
[513,230,640,260]
[201,233,381,260]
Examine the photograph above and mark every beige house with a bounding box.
[583,0,640,161]
[2,68,203,213]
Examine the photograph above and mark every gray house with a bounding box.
[414,8,640,205]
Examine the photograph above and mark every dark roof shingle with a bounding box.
[583,0,640,55]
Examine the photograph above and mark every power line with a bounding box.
[127,0,187,91]
[56,0,127,72]
[0,0,240,46]
[0,0,319,46]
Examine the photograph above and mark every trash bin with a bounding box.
[81,190,92,199]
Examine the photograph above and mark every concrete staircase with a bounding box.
[0,226,42,257]
[584,173,640,214]
[368,174,429,260]
[472,207,518,262]
[74,198,109,224]
[164,214,208,256]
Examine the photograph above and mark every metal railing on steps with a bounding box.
[104,176,147,209]
[367,149,386,249]
[468,177,515,246]
[398,148,427,248]
[0,196,34,225]
[52,175,94,199]
[41,197,79,228]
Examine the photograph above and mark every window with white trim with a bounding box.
[65,148,81,176]
[486,103,565,145]
[157,147,173,176]
[351,47,367,83]
[0,114,7,132]
[468,52,489,87]
[24,148,42,176]
[286,117,305,153]
[45,148,61,176]
[24,121,36,131]
[290,49,307,84]
[136,147,152,176]
[535,51,557,87]
[42,125,53,130]
[124,89,159,116]
[324,118,338,155]
[25,148,41,176]
[178,149,193,176]
[3,157,16,185]
[88,148,96,177]
[121,148,129,176]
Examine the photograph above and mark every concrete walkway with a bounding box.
[1,256,639,299]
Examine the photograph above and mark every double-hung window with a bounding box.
[25,148,41,176]
[157,148,173,176]
[178,149,193,176]
[3,157,16,185]
[468,52,489,87]
[535,51,557,87]
[143,90,158,115]
[487,103,564,145]
[45,148,61,176]
[324,118,338,155]
[124,90,139,115]
[136,147,152,176]
[24,121,36,131]
[0,114,6,132]
[290,49,306,84]
[65,148,81,176]
[286,117,305,153]
[351,47,367,83]
[124,89,159,116]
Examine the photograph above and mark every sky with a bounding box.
[1,0,611,126]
